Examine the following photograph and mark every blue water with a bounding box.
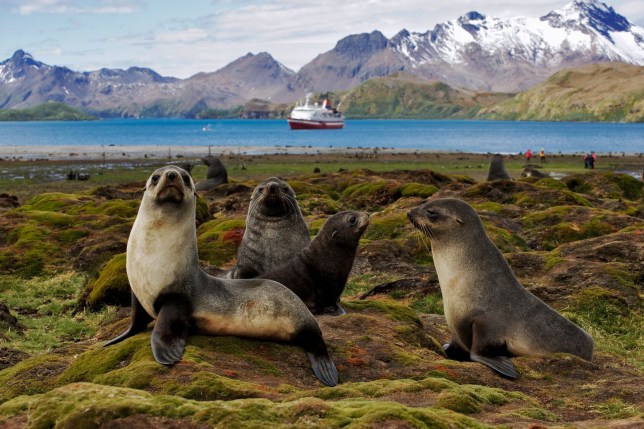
[0,119,642,154]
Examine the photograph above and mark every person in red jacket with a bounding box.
[525,148,532,162]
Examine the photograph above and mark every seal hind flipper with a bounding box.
[296,328,338,386]
[105,292,153,347]
[151,294,191,365]
[443,340,471,361]
[470,352,518,379]
[306,351,339,387]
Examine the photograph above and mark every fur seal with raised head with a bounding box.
[408,198,593,378]
[229,177,310,279]
[258,211,370,315]
[195,155,228,192]
[105,165,338,386]
[487,154,512,181]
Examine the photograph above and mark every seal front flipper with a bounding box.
[470,352,518,379]
[319,304,346,316]
[105,292,153,347]
[443,340,470,361]
[151,294,191,365]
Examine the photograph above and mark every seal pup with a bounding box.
[229,177,310,279]
[521,167,548,178]
[486,154,512,181]
[408,198,593,378]
[258,211,370,315]
[105,166,338,386]
[195,156,228,192]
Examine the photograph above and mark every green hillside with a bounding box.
[478,63,644,122]
[0,102,96,121]
[339,73,513,119]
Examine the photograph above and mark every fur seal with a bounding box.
[521,167,548,178]
[258,211,370,315]
[229,177,310,279]
[195,156,228,192]
[487,154,512,181]
[408,198,593,378]
[105,166,338,386]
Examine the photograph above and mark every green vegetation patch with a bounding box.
[343,299,421,326]
[197,218,246,266]
[82,253,130,309]
[0,273,113,355]
[0,382,503,428]
[0,102,96,121]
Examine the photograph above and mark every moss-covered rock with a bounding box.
[80,253,130,310]
[197,218,246,267]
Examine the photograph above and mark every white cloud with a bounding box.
[15,0,143,15]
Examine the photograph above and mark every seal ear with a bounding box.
[331,230,338,239]
[455,216,464,225]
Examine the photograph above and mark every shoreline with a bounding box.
[0,144,641,162]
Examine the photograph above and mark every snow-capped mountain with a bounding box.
[280,0,644,96]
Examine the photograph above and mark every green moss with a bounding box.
[84,253,130,309]
[514,407,559,422]
[159,371,265,401]
[195,195,210,224]
[197,218,246,266]
[399,183,439,198]
[58,336,153,385]
[364,211,409,240]
[410,294,444,315]
[603,172,643,200]
[0,353,70,402]
[342,300,421,326]
[592,398,640,419]
[535,177,568,190]
[483,224,527,253]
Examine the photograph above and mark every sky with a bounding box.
[1,0,643,79]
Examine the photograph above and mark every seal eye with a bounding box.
[348,215,357,226]
[427,210,439,220]
[151,175,160,186]
[181,174,191,187]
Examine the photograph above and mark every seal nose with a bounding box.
[268,183,278,193]
[166,171,177,182]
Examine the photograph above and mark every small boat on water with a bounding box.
[287,94,344,130]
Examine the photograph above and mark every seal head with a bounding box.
[230,177,310,278]
[260,210,370,315]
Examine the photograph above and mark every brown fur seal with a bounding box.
[487,154,512,181]
[408,198,593,378]
[258,211,370,315]
[105,166,338,386]
[229,177,310,279]
[521,167,548,178]
[195,156,228,192]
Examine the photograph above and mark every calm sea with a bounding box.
[0,119,642,154]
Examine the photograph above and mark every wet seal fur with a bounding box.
[408,198,593,378]
[259,211,370,315]
[229,177,310,279]
[105,166,338,386]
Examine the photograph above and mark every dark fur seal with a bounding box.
[487,154,511,181]
[105,166,337,386]
[521,167,548,178]
[229,177,310,279]
[195,156,228,192]
[259,211,370,315]
[408,198,593,378]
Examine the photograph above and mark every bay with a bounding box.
[0,119,642,155]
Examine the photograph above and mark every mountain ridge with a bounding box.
[1,0,643,117]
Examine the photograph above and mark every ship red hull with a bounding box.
[287,118,344,130]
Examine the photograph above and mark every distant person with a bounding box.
[591,152,597,169]
[539,148,546,163]
[584,153,595,169]
[525,148,532,162]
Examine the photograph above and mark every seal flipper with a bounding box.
[319,304,346,316]
[470,352,518,379]
[151,294,191,365]
[443,340,471,361]
[105,292,153,346]
[306,351,338,387]
[295,328,338,386]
